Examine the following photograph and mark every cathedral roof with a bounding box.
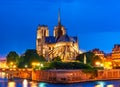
[45,36,56,43]
[56,34,77,43]
[45,35,77,44]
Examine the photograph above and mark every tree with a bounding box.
[6,51,19,66]
[44,61,92,70]
[76,52,102,66]
[18,49,46,68]
[52,56,61,62]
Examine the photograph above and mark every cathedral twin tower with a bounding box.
[36,10,79,61]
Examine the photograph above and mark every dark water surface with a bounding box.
[0,72,120,87]
[0,78,120,87]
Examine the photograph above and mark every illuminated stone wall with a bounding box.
[36,25,79,61]
[54,26,66,37]
[44,42,79,61]
[90,48,105,59]
[36,25,49,55]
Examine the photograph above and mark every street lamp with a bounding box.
[10,62,13,66]
[95,61,100,67]
[10,62,13,70]
[40,64,43,67]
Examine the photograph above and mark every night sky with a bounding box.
[0,0,120,57]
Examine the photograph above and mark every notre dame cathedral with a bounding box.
[36,10,80,62]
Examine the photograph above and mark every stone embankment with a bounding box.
[6,69,120,83]
[32,69,120,83]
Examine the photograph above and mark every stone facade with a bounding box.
[90,48,104,60]
[111,44,120,67]
[98,69,120,79]
[36,11,79,62]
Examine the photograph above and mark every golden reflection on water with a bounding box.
[8,81,16,87]
[30,82,38,87]
[95,85,101,87]
[95,84,114,87]
[107,84,114,87]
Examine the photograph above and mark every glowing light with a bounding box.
[100,64,103,67]
[8,81,16,87]
[37,63,40,66]
[104,62,112,69]
[25,65,28,68]
[30,82,37,87]
[13,65,16,68]
[97,81,105,87]
[107,84,114,87]
[23,79,28,87]
[10,62,13,65]
[95,85,101,87]
[40,64,43,67]
[38,82,47,87]
[95,62,100,66]
[1,72,6,78]
[32,62,35,66]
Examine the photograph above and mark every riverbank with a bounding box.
[31,69,120,83]
[3,69,120,83]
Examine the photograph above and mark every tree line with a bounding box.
[6,50,102,69]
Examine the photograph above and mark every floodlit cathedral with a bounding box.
[36,10,79,61]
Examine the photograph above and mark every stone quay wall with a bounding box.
[97,69,120,80]
[32,69,120,83]
[32,70,93,83]
[9,69,120,83]
[13,69,32,80]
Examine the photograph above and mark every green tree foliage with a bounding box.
[52,56,61,62]
[6,51,19,66]
[76,52,102,66]
[42,61,92,70]
[18,49,46,68]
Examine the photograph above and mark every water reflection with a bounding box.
[30,82,38,87]
[95,85,101,87]
[95,81,114,87]
[95,84,114,87]
[23,79,28,87]
[107,84,114,87]
[0,73,119,87]
[38,82,47,87]
[8,81,16,87]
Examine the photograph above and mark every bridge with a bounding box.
[0,68,32,80]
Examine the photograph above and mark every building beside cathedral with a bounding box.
[36,11,79,61]
[111,44,120,67]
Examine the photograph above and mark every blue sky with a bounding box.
[0,0,120,57]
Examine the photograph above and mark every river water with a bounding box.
[0,72,120,87]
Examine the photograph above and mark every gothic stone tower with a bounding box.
[36,25,49,55]
[36,10,79,62]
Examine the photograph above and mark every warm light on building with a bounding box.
[104,62,112,69]
[95,61,101,66]
[36,10,80,62]
[0,58,7,69]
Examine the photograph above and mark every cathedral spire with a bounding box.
[58,8,61,26]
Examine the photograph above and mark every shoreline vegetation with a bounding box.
[5,49,120,83]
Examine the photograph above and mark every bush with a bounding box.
[43,61,93,70]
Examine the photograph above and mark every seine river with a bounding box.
[0,72,120,87]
